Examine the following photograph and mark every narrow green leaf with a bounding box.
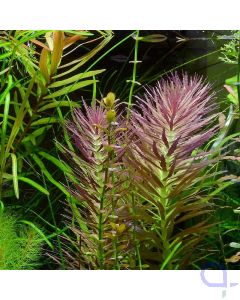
[160,242,182,270]
[64,30,93,36]
[136,34,167,43]
[38,151,71,173]
[50,31,64,75]
[31,117,58,126]
[18,176,49,195]
[91,75,97,106]
[39,48,50,84]
[38,151,77,183]
[0,67,9,76]
[6,74,36,155]
[20,220,54,250]
[38,101,79,112]
[48,69,105,88]
[0,84,12,170]
[43,80,97,99]
[0,52,12,60]
[54,34,112,77]
[32,154,71,197]
[11,153,19,199]
[22,125,51,142]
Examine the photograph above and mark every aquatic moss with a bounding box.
[0,211,41,270]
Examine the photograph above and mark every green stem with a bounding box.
[98,126,112,269]
[131,192,142,269]
[127,30,140,119]
[98,170,108,269]
[160,215,171,264]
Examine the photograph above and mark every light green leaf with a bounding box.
[38,101,79,112]
[22,125,51,142]
[48,69,105,88]
[43,80,97,99]
[31,117,58,126]
[136,34,167,43]
[18,176,49,195]
[38,151,71,173]
[64,30,93,36]
[160,242,182,270]
[38,151,76,183]
[54,34,112,77]
[230,242,240,249]
[11,153,19,199]
[32,154,71,197]
[2,173,49,195]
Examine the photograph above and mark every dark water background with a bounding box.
[90,30,237,107]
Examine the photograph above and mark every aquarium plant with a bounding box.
[0,210,41,270]
[60,73,223,269]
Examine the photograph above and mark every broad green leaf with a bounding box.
[48,69,105,88]
[43,80,97,99]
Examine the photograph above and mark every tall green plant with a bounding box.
[0,30,112,203]
[125,73,221,269]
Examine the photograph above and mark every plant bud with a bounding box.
[103,92,116,108]
[106,109,116,123]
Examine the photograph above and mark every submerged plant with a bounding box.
[125,73,220,268]
[219,31,240,65]
[0,210,41,270]
[59,73,222,269]
[60,93,133,269]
